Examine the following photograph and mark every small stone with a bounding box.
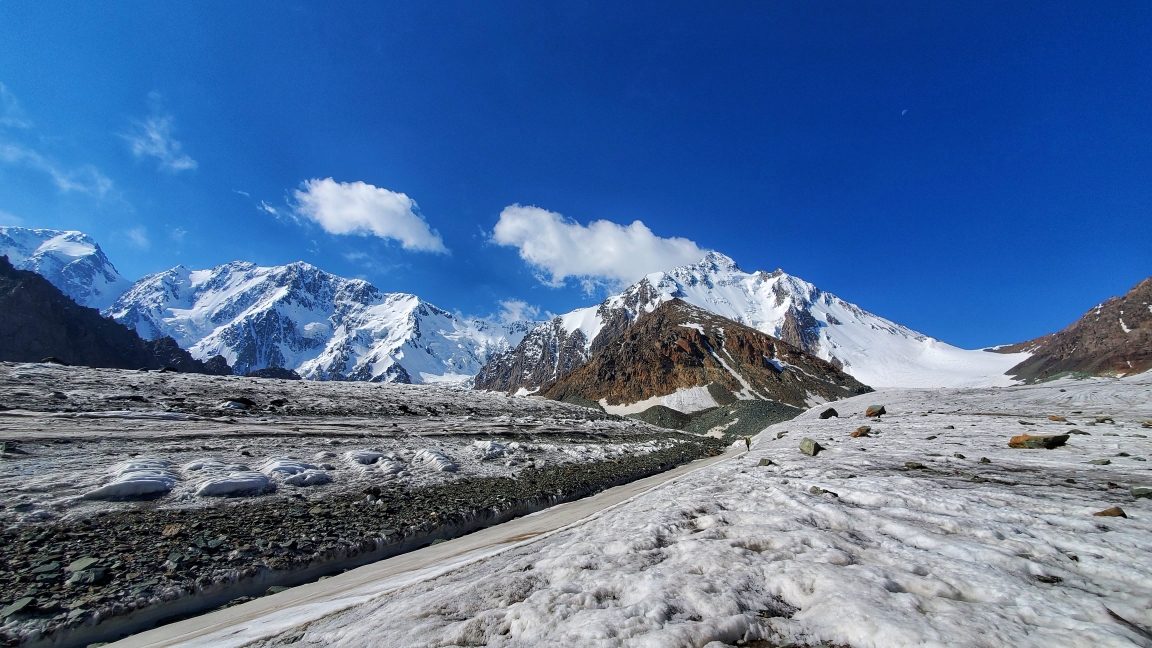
[1008,434,1069,449]
[1068,429,1089,435]
[865,405,886,418]
[799,438,822,456]
[66,568,106,586]
[819,408,838,419]
[943,425,955,430]
[65,557,99,573]
[1093,507,1127,518]
[905,462,925,469]
[1132,487,1152,499]
[757,458,774,467]
[265,586,290,596]
[954,453,965,459]
[809,486,838,497]
[1104,432,1119,437]
[30,561,60,574]
[776,431,788,439]
[925,435,937,440]
[1088,459,1111,465]
[1018,420,1035,426]
[161,524,182,537]
[850,426,871,438]
[1048,415,1066,422]
[1095,416,1114,424]
[979,457,991,464]
[1,597,34,619]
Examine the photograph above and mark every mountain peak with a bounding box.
[692,251,741,273]
[0,226,130,310]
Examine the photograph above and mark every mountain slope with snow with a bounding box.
[0,227,131,309]
[478,252,1029,390]
[108,261,532,382]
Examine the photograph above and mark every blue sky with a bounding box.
[1,1,1149,347]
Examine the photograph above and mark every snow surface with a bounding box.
[254,374,1152,648]
[81,460,177,500]
[194,471,273,497]
[0,227,131,309]
[599,385,720,415]
[529,253,1030,390]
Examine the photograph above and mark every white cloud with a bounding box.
[0,143,113,196]
[0,83,29,129]
[292,178,446,253]
[126,227,150,249]
[169,227,187,241]
[491,205,707,289]
[498,299,540,324]
[259,200,279,216]
[122,109,197,172]
[0,209,22,225]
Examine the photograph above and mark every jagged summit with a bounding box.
[108,259,532,383]
[477,253,1029,392]
[0,227,131,309]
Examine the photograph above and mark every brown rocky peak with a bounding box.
[540,299,870,410]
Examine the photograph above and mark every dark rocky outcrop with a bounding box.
[0,256,229,374]
[540,299,871,410]
[1003,277,1152,381]
[246,367,303,380]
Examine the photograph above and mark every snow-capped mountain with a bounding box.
[477,252,1031,390]
[0,227,131,310]
[108,261,533,383]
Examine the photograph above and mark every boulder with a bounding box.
[799,438,822,456]
[1132,487,1152,499]
[757,458,774,467]
[850,426,871,438]
[1048,415,1066,422]
[1095,416,1114,424]
[865,405,886,417]
[1093,507,1127,518]
[1008,434,1069,449]
[819,407,838,419]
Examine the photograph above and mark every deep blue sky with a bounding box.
[1,1,1149,347]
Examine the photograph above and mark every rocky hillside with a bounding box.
[540,299,871,411]
[0,255,228,373]
[478,252,1027,392]
[1004,277,1151,381]
[108,260,532,382]
[0,227,131,310]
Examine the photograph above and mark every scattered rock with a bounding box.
[850,426,871,438]
[1018,420,1035,426]
[979,457,991,464]
[776,431,788,439]
[819,408,838,419]
[1132,487,1152,499]
[954,453,965,459]
[925,435,937,440]
[905,462,925,470]
[1068,429,1089,435]
[865,405,886,418]
[265,585,290,596]
[809,486,838,497]
[1035,574,1062,584]
[1008,434,1069,449]
[1096,416,1114,424]
[65,557,100,573]
[1048,415,1066,422]
[943,425,955,430]
[1089,459,1112,465]
[0,597,34,619]
[799,438,822,456]
[66,567,106,586]
[1094,507,1127,518]
[757,458,774,467]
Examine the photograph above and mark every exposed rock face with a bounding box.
[540,299,871,410]
[0,256,224,373]
[1006,277,1152,381]
[474,319,589,392]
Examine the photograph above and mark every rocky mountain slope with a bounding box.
[1003,277,1151,381]
[0,227,131,309]
[478,252,1028,392]
[0,255,228,373]
[108,261,532,382]
[541,299,871,412]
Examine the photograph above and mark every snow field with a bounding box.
[256,375,1152,648]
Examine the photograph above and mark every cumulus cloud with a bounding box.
[498,299,540,324]
[292,178,446,253]
[492,205,707,289]
[122,99,197,172]
[0,143,113,196]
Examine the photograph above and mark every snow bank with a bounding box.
[283,470,332,487]
[472,440,507,460]
[82,460,177,500]
[195,472,273,497]
[260,458,332,487]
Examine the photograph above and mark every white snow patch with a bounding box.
[81,460,177,500]
[413,449,457,472]
[599,385,720,415]
[195,471,273,497]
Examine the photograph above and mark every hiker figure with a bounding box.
[744,436,751,451]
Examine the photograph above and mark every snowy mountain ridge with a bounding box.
[0,227,131,310]
[107,260,533,383]
[478,252,1030,390]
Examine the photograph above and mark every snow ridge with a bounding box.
[0,226,131,309]
[107,260,533,383]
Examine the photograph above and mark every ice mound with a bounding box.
[472,440,507,460]
[283,470,332,487]
[259,458,332,487]
[378,453,406,476]
[195,471,273,497]
[414,449,457,472]
[184,459,250,472]
[344,450,386,466]
[82,459,177,500]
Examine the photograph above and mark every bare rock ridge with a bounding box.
[540,299,872,410]
[0,255,230,374]
[1004,277,1152,381]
